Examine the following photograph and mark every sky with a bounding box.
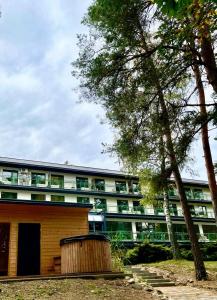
[0,1,216,180]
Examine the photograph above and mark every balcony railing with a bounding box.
[98,231,217,242]
[167,190,211,201]
[0,175,141,196]
[91,205,215,219]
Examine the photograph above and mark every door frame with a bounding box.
[0,223,10,276]
[17,223,41,276]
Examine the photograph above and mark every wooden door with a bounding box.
[0,223,10,276]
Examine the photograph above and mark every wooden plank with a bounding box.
[0,203,89,277]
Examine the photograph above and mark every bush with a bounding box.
[123,242,172,265]
[201,243,217,261]
[180,243,217,261]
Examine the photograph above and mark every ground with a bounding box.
[143,260,217,291]
[0,278,156,300]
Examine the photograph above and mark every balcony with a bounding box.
[98,231,217,242]
[167,190,211,202]
[0,174,142,197]
[91,205,215,219]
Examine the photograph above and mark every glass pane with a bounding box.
[1,192,17,199]
[117,200,129,212]
[115,181,127,192]
[2,170,18,184]
[94,179,105,191]
[31,194,46,201]
[77,197,90,204]
[94,198,107,211]
[51,195,64,202]
[76,177,89,189]
[31,173,46,185]
[50,175,64,188]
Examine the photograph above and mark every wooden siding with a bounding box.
[0,203,89,277]
[61,239,112,274]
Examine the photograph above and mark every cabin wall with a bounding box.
[0,204,89,277]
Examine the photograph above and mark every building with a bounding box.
[0,157,216,276]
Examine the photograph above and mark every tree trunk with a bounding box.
[193,64,217,224]
[138,25,207,280]
[200,36,217,94]
[163,189,181,259]
[157,77,207,280]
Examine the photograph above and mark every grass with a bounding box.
[143,259,217,272]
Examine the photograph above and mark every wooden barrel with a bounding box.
[60,234,112,274]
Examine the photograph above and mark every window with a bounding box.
[77,197,90,204]
[89,222,104,232]
[107,221,132,239]
[1,192,17,199]
[94,179,105,191]
[154,202,164,215]
[189,205,196,216]
[31,194,46,201]
[133,200,144,213]
[115,181,127,193]
[51,195,64,202]
[117,200,129,213]
[2,170,18,184]
[132,182,140,193]
[185,188,193,199]
[31,173,46,186]
[76,177,89,189]
[193,189,204,200]
[94,198,107,211]
[198,206,207,216]
[169,203,178,216]
[50,175,64,188]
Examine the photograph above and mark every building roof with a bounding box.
[0,156,137,179]
[0,198,93,209]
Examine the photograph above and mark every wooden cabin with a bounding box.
[0,199,91,277]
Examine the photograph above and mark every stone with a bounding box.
[128,278,135,284]
[132,284,143,290]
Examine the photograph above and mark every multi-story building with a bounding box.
[0,156,216,248]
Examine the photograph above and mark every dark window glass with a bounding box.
[133,200,144,213]
[2,170,18,184]
[77,197,90,204]
[115,181,127,193]
[31,173,46,185]
[169,203,178,216]
[193,189,204,199]
[94,198,107,211]
[94,179,105,191]
[31,194,46,201]
[51,195,64,202]
[117,200,129,213]
[1,192,17,199]
[132,182,140,193]
[76,177,89,189]
[50,175,64,188]
[185,188,193,199]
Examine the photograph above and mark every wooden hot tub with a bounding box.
[60,234,112,274]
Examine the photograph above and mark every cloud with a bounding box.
[0,0,216,178]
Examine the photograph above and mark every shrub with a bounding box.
[123,242,172,265]
[180,243,217,261]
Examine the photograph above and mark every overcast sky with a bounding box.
[0,1,216,180]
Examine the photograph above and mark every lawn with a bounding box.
[143,260,217,290]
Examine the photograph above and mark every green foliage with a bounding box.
[155,0,217,18]
[123,242,172,265]
[180,243,217,261]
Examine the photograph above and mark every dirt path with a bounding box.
[0,278,156,300]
